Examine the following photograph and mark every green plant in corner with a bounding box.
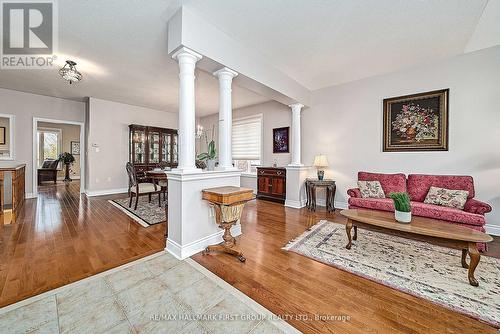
[389,192,411,212]
[196,140,216,161]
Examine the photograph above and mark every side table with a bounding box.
[305,179,336,213]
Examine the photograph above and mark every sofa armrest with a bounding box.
[347,188,362,198]
[464,199,492,215]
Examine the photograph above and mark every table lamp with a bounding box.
[313,155,329,180]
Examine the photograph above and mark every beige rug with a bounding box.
[283,220,500,328]
[109,196,166,227]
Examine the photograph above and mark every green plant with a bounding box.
[196,140,216,161]
[58,152,75,165]
[390,192,411,212]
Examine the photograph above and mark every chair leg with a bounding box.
[134,194,139,210]
[128,193,133,207]
[148,193,151,203]
[158,193,161,207]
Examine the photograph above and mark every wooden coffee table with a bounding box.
[340,209,493,286]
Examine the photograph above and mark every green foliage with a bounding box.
[58,152,75,164]
[390,192,411,212]
[196,140,217,161]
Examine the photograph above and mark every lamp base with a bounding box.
[317,170,324,180]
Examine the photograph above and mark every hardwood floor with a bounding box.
[193,199,500,334]
[0,182,165,308]
[0,183,498,333]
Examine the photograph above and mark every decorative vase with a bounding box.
[317,170,324,180]
[395,210,411,223]
[405,127,416,140]
[206,159,216,171]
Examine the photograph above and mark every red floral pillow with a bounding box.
[423,186,469,210]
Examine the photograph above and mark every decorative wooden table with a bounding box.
[340,209,493,286]
[202,186,254,262]
[305,179,336,212]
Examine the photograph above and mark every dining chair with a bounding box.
[126,162,162,210]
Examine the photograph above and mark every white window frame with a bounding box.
[37,127,63,167]
[232,114,263,175]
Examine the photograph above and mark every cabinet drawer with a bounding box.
[257,168,286,178]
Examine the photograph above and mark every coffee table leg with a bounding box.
[467,242,480,287]
[353,226,357,241]
[345,219,353,250]
[461,249,469,269]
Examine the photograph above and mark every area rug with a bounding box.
[109,196,166,227]
[283,220,500,328]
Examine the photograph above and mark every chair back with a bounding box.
[126,162,138,188]
[158,161,168,170]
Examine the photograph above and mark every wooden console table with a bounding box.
[0,164,26,225]
[305,179,336,212]
[202,186,254,262]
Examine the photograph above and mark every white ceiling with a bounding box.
[0,0,270,116]
[187,0,491,90]
[0,0,496,114]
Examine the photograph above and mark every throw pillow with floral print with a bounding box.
[358,181,386,199]
[424,186,469,210]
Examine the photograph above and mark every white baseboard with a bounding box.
[284,199,306,209]
[166,224,242,260]
[85,187,128,197]
[485,224,500,236]
[25,192,36,199]
[57,176,80,181]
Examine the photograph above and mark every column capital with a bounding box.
[289,103,304,112]
[213,67,238,79]
[171,46,202,62]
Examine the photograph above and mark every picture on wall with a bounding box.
[383,89,449,152]
[273,127,289,153]
[71,141,80,155]
[0,127,5,145]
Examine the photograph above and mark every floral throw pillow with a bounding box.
[424,186,469,210]
[358,181,386,199]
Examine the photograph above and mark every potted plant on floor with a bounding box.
[58,152,75,182]
[390,192,412,223]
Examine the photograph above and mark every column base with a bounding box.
[172,167,203,174]
[288,163,304,167]
[215,166,239,171]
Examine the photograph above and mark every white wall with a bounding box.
[302,46,500,232]
[86,98,178,195]
[198,100,291,167]
[0,88,85,195]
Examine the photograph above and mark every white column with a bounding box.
[288,103,304,166]
[213,67,238,170]
[171,47,202,172]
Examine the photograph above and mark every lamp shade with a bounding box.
[313,155,329,167]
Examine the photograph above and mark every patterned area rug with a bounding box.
[109,196,166,227]
[283,220,500,328]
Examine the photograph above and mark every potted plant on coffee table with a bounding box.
[58,152,75,182]
[390,192,412,223]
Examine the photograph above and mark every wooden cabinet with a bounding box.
[257,167,286,203]
[129,124,178,172]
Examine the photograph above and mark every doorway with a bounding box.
[32,118,85,196]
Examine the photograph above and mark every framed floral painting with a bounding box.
[383,89,449,152]
[273,127,289,153]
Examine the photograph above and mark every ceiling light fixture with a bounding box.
[59,60,83,84]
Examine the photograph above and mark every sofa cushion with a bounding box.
[358,181,385,198]
[358,171,406,197]
[348,198,485,226]
[407,174,475,202]
[411,201,485,226]
[423,186,469,210]
[348,197,394,212]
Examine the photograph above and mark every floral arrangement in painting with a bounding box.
[391,103,439,142]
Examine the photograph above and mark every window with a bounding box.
[37,128,62,167]
[232,115,262,174]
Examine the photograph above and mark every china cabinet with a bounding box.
[129,125,178,173]
[256,167,286,204]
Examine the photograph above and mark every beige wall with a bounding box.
[0,88,85,195]
[197,100,291,167]
[38,122,81,178]
[303,46,500,232]
[86,98,178,194]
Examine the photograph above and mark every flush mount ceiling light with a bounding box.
[59,60,83,84]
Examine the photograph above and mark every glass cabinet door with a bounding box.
[172,134,178,164]
[161,133,170,163]
[149,131,160,164]
[131,129,146,163]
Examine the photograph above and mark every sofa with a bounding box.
[347,171,492,251]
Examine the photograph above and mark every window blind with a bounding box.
[232,115,262,160]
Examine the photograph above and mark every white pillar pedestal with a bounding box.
[171,47,202,173]
[285,165,310,209]
[288,103,304,167]
[213,67,238,171]
[165,170,242,260]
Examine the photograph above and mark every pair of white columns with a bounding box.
[171,47,237,172]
